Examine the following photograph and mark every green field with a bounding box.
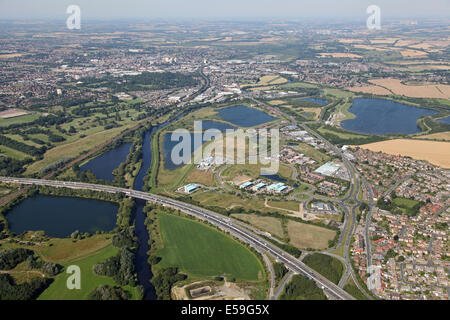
[392,197,420,209]
[0,145,31,160]
[0,113,41,126]
[156,213,265,281]
[38,244,140,300]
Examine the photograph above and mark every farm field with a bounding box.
[348,78,450,99]
[415,131,450,141]
[38,243,140,300]
[286,220,336,250]
[357,139,450,168]
[156,213,265,280]
[231,214,285,239]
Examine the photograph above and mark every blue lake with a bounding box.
[438,116,450,125]
[217,105,277,127]
[81,142,132,182]
[162,120,233,170]
[341,98,436,135]
[297,98,328,106]
[6,195,118,238]
[261,174,287,182]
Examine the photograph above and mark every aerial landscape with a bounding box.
[0,0,448,307]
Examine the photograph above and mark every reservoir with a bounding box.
[6,195,118,238]
[438,116,450,125]
[162,120,235,170]
[81,142,132,182]
[217,105,277,127]
[261,174,287,182]
[341,98,436,135]
[297,98,328,106]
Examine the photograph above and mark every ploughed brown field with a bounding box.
[357,139,450,169]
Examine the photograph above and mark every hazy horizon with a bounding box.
[0,0,449,20]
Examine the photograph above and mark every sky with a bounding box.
[0,0,448,20]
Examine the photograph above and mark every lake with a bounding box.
[81,142,132,182]
[261,174,287,182]
[217,105,277,127]
[6,195,118,238]
[341,98,436,135]
[297,98,328,106]
[438,116,450,125]
[163,120,235,170]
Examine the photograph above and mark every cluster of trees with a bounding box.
[0,156,33,176]
[26,255,62,276]
[320,98,348,121]
[280,274,327,300]
[31,185,125,203]
[0,247,58,299]
[80,72,200,92]
[151,267,187,300]
[417,116,450,134]
[0,248,34,270]
[39,157,73,175]
[113,226,138,248]
[273,262,288,282]
[0,113,72,133]
[0,273,52,300]
[377,196,423,217]
[93,247,137,286]
[303,253,344,285]
[116,198,135,229]
[88,285,131,300]
[0,134,46,157]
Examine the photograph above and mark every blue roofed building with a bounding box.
[239,181,253,189]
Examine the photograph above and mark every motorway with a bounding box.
[0,176,355,300]
[247,96,374,298]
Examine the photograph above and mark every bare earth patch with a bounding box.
[0,108,30,119]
